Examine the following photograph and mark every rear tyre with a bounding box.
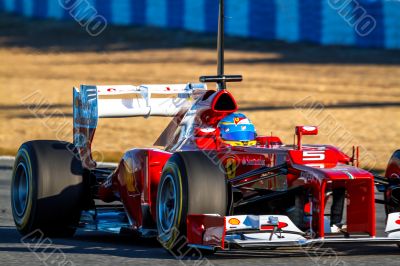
[156,152,227,256]
[11,140,84,237]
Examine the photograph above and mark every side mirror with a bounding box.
[295,126,318,136]
[295,126,318,150]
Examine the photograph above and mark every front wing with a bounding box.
[186,213,400,251]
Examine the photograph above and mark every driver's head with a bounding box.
[218,113,257,146]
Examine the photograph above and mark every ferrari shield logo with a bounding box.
[225,157,237,179]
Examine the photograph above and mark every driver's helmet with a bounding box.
[218,113,257,146]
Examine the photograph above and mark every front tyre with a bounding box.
[383,150,400,248]
[11,140,84,237]
[156,152,227,256]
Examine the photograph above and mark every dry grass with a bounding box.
[0,15,399,170]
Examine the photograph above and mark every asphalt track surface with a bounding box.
[0,157,399,266]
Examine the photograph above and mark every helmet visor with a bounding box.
[221,131,256,141]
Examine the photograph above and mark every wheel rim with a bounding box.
[158,174,177,233]
[12,162,30,217]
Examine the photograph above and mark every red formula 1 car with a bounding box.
[11,0,400,256]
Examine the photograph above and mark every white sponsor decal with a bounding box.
[303,150,325,161]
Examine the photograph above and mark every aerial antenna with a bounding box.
[199,0,243,90]
[217,0,225,78]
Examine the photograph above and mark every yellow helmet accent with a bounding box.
[223,140,257,147]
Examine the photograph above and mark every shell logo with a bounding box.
[228,218,241,225]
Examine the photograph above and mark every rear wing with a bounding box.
[73,83,207,168]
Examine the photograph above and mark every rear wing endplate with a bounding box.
[73,83,207,168]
